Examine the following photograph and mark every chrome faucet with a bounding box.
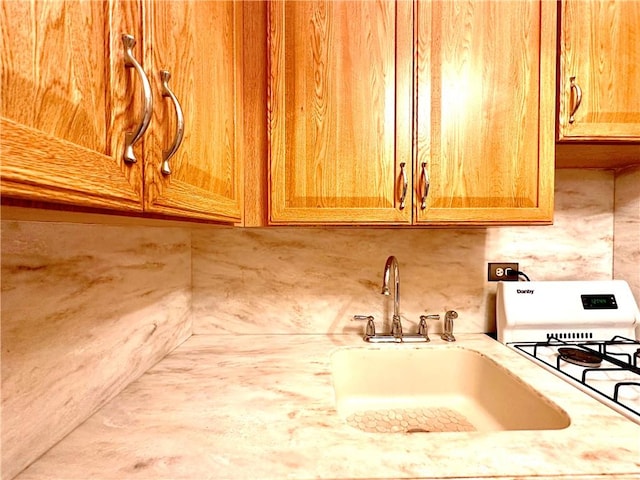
[381,256,403,339]
[354,255,440,343]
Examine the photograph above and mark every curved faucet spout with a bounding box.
[381,256,402,339]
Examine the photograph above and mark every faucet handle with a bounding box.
[418,314,440,342]
[417,316,430,341]
[354,315,376,340]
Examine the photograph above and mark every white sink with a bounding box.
[331,346,570,433]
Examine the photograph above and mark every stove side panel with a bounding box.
[614,165,640,336]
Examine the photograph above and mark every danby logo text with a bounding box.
[516,289,534,294]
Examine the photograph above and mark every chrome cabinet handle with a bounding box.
[159,70,185,176]
[398,162,408,210]
[569,76,582,124]
[420,162,430,210]
[122,34,152,164]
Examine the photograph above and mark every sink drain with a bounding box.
[345,407,476,433]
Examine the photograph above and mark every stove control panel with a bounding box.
[496,280,640,343]
[581,294,618,310]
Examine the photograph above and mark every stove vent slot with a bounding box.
[546,332,594,340]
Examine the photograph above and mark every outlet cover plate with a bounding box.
[487,262,519,282]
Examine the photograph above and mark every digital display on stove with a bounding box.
[581,294,618,309]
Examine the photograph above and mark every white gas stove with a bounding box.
[497,280,640,425]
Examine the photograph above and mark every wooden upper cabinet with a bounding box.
[415,0,556,225]
[142,0,243,222]
[0,0,143,210]
[268,0,413,224]
[558,0,640,140]
[1,0,242,223]
[268,0,555,226]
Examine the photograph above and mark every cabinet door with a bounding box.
[415,0,555,225]
[0,0,143,211]
[268,0,413,224]
[558,0,640,140]
[142,0,243,222]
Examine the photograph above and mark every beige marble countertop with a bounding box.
[16,334,640,480]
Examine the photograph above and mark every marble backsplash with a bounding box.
[192,169,617,336]
[1,222,192,480]
[614,165,640,301]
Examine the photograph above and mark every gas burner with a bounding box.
[557,347,602,368]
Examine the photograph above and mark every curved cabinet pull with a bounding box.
[159,70,185,176]
[398,162,408,210]
[122,34,152,164]
[420,162,430,210]
[569,76,582,124]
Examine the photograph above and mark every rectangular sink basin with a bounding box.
[331,346,570,433]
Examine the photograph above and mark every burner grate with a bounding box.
[511,335,640,420]
[615,382,640,403]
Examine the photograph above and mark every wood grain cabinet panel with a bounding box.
[415,0,556,225]
[268,0,413,224]
[142,0,243,222]
[558,0,640,140]
[0,0,143,211]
